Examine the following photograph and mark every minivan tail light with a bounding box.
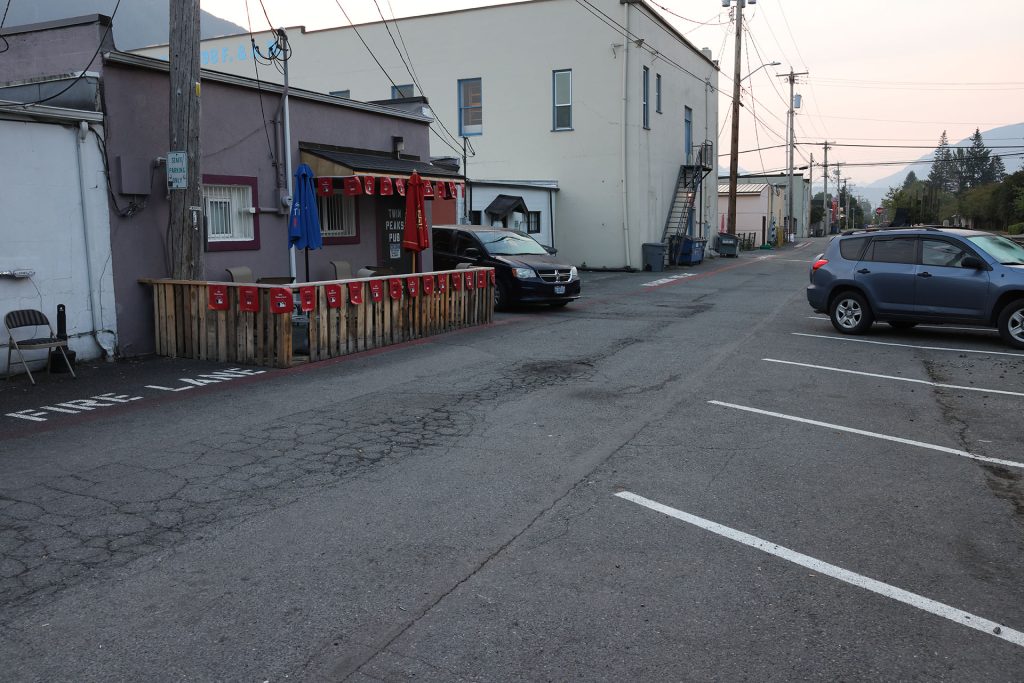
[812,258,829,272]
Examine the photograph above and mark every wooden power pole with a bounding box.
[168,0,203,280]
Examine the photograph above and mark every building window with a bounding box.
[527,211,541,234]
[330,89,350,99]
[642,66,650,129]
[318,194,357,243]
[203,177,259,251]
[391,84,414,99]
[656,73,662,113]
[470,210,482,224]
[553,69,572,131]
[458,78,482,136]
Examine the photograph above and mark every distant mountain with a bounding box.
[858,122,1024,205]
[2,0,245,50]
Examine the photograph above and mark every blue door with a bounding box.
[854,236,918,315]
[915,238,990,320]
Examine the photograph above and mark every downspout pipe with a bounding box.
[75,121,116,358]
[620,1,632,269]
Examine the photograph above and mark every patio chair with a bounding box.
[224,266,254,283]
[331,260,353,280]
[5,309,77,385]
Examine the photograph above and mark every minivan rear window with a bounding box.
[839,237,868,261]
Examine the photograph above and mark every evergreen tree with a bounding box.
[902,170,918,189]
[990,155,1007,183]
[965,128,994,187]
[927,131,954,193]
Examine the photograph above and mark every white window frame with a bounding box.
[318,194,357,238]
[642,66,650,129]
[553,69,573,131]
[458,78,483,136]
[203,183,254,242]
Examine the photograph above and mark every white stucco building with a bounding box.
[1,104,118,377]
[137,0,719,269]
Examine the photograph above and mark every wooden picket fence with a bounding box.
[144,269,494,368]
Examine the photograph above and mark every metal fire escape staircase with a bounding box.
[661,140,714,266]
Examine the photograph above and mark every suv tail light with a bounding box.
[812,258,829,272]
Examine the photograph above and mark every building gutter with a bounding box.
[74,121,116,358]
[620,1,632,269]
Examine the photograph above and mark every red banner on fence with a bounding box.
[325,284,343,308]
[379,177,393,195]
[465,270,475,289]
[347,282,363,305]
[451,272,462,290]
[422,274,434,295]
[317,177,333,196]
[389,278,403,300]
[437,274,447,293]
[476,270,487,289]
[299,286,316,312]
[269,288,291,314]
[406,276,419,297]
[369,280,384,303]
[238,286,259,312]
[488,269,495,285]
[343,176,363,196]
[208,284,229,311]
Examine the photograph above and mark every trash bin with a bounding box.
[642,242,666,272]
[678,237,706,265]
[716,233,739,258]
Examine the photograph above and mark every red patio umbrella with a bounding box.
[402,171,429,272]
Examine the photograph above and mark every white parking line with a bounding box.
[642,273,695,287]
[615,491,1024,648]
[707,400,1024,470]
[792,332,1024,357]
[806,317,997,334]
[762,358,1024,398]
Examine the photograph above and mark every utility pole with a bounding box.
[168,0,203,280]
[778,68,807,242]
[834,165,842,230]
[724,0,752,236]
[822,141,830,235]
[808,152,814,235]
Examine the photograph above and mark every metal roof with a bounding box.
[717,183,770,195]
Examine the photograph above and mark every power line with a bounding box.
[0,0,14,54]
[243,0,277,165]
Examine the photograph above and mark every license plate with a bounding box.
[554,285,566,295]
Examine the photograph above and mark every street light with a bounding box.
[741,60,780,82]
[723,0,756,236]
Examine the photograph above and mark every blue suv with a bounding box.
[807,227,1024,348]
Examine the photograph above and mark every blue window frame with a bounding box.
[458,78,483,136]
[656,73,662,113]
[553,69,572,131]
[642,66,650,129]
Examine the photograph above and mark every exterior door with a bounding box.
[854,236,918,315]
[915,238,990,320]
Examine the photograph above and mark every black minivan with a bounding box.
[432,225,581,309]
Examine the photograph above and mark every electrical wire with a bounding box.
[0,0,121,109]
[243,0,277,165]
[331,0,399,91]
[0,0,13,54]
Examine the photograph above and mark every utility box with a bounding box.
[642,243,666,272]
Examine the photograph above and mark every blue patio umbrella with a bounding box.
[288,163,322,281]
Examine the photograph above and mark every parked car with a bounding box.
[432,225,581,309]
[807,227,1024,348]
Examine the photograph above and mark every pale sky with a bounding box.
[200,0,1024,191]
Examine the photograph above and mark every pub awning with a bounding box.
[300,145,462,183]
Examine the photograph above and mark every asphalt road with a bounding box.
[2,239,1022,681]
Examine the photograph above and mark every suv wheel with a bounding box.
[830,291,874,334]
[997,299,1024,349]
[494,282,508,310]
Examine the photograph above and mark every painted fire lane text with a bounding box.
[4,368,266,423]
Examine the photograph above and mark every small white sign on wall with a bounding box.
[167,151,187,190]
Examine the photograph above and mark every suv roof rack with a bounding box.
[839,225,946,236]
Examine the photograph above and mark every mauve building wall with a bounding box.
[0,17,114,82]
[101,60,435,357]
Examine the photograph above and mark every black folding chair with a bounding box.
[4,309,77,385]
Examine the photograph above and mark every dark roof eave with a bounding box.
[102,51,433,123]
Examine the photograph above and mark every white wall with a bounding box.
[137,0,719,269]
[0,118,116,377]
[469,184,555,247]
